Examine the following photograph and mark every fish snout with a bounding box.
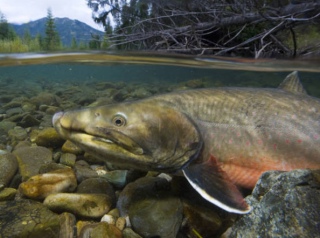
[52,111,64,126]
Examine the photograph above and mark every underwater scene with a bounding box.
[0,52,320,238]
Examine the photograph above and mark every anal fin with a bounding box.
[183,155,251,214]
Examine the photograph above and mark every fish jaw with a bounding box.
[52,101,202,172]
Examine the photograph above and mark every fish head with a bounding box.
[53,101,202,172]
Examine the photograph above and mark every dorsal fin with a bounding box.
[278,71,307,95]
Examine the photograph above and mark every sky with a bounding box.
[0,0,104,31]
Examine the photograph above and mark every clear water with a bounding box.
[0,52,320,99]
[1,52,319,237]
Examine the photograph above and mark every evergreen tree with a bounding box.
[0,11,16,40]
[44,8,61,50]
[71,36,78,49]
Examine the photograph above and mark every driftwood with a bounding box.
[88,1,320,57]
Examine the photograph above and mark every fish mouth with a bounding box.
[52,112,144,156]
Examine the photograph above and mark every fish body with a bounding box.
[53,72,320,214]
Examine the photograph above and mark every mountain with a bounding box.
[10,17,104,46]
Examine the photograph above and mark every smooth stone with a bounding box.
[117,177,183,238]
[45,106,60,115]
[228,169,320,237]
[8,126,28,142]
[6,107,23,117]
[0,188,17,201]
[0,120,16,133]
[0,199,60,238]
[115,217,126,231]
[39,162,70,174]
[62,140,84,155]
[78,223,122,238]
[30,92,59,107]
[74,161,99,182]
[19,168,77,199]
[18,113,41,127]
[14,140,32,149]
[13,146,53,181]
[101,214,116,225]
[44,193,114,218]
[59,212,76,238]
[21,102,37,112]
[77,178,116,199]
[122,228,142,238]
[0,152,18,187]
[60,153,77,167]
[99,170,128,188]
[34,127,65,148]
[3,101,21,110]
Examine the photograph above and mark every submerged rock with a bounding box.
[13,146,52,181]
[33,127,65,148]
[228,169,320,237]
[0,152,18,187]
[117,177,183,238]
[0,199,60,238]
[44,193,114,218]
[19,168,77,200]
[78,222,123,238]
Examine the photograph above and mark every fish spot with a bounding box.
[313,134,319,140]
[273,144,277,150]
[297,139,302,143]
[285,139,290,144]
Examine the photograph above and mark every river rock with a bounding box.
[0,120,16,134]
[60,153,77,167]
[99,170,128,188]
[34,127,65,148]
[117,177,183,238]
[74,160,99,182]
[78,222,122,238]
[8,126,28,142]
[44,193,114,218]
[0,188,17,201]
[62,140,84,155]
[0,152,18,187]
[19,168,77,200]
[18,113,41,127]
[30,92,59,107]
[123,228,142,238]
[13,146,53,181]
[228,169,320,237]
[59,212,76,238]
[77,178,116,199]
[0,199,60,238]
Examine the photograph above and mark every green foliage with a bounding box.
[0,12,16,41]
[0,37,41,52]
[43,8,61,51]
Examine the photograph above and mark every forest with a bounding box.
[1,1,320,58]
[87,0,320,58]
[0,9,105,53]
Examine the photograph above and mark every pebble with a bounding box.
[44,193,114,218]
[117,177,183,238]
[33,127,66,148]
[0,199,60,238]
[8,126,28,142]
[99,170,128,188]
[115,217,126,231]
[0,152,18,187]
[77,178,116,200]
[62,140,84,155]
[13,146,53,181]
[78,223,123,238]
[101,214,116,225]
[60,153,77,167]
[19,168,77,200]
[0,188,17,201]
[59,212,76,238]
[122,228,142,238]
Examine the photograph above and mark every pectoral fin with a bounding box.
[183,155,251,214]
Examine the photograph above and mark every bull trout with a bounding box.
[52,71,320,214]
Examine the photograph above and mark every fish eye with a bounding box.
[112,115,126,127]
